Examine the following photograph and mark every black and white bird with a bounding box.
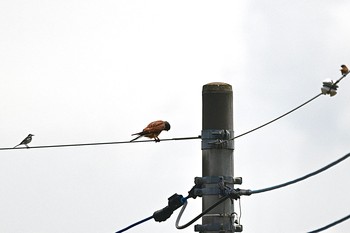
[14,134,34,148]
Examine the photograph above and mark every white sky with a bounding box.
[1,1,350,233]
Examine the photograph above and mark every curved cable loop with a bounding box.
[175,199,188,229]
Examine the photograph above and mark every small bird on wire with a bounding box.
[340,64,349,75]
[130,120,171,142]
[14,134,34,148]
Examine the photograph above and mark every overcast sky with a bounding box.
[1,1,349,233]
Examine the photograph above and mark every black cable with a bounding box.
[0,136,201,151]
[178,152,350,230]
[307,214,350,233]
[250,152,350,194]
[233,71,349,140]
[176,195,230,229]
[115,152,350,232]
[333,71,349,86]
[115,215,153,233]
[116,193,187,233]
[233,93,323,140]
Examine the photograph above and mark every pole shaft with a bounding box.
[202,82,234,233]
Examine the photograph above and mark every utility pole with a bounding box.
[195,82,238,233]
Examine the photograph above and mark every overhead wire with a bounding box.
[174,152,350,230]
[250,152,350,194]
[115,216,153,233]
[0,136,201,151]
[307,213,350,233]
[2,72,348,151]
[232,71,349,140]
[0,90,332,151]
[232,93,322,140]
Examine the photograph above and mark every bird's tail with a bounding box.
[13,144,20,148]
[131,130,145,136]
[130,134,143,142]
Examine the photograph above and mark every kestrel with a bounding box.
[130,120,171,142]
[340,64,348,75]
[14,134,34,148]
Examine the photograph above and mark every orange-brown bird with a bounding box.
[130,120,171,142]
[340,64,349,75]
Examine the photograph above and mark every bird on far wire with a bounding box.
[130,120,171,142]
[14,134,34,148]
[340,64,348,75]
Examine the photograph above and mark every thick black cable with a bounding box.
[116,152,350,232]
[115,215,153,233]
[176,195,230,229]
[250,152,350,194]
[0,136,201,151]
[307,214,350,233]
[177,152,350,230]
[233,93,323,140]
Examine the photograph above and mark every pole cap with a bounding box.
[203,82,232,93]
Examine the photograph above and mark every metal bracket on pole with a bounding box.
[201,129,234,150]
[194,223,235,232]
[193,176,242,197]
[193,175,244,232]
[195,176,242,185]
[194,222,243,232]
[194,220,243,232]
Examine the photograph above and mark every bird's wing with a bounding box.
[144,120,165,133]
[19,138,28,144]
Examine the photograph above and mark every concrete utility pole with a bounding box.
[198,82,235,233]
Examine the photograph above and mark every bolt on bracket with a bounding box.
[201,129,234,150]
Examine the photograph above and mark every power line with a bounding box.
[249,152,350,194]
[115,151,350,232]
[0,91,328,151]
[116,216,153,233]
[3,73,348,151]
[233,71,349,140]
[175,152,350,230]
[0,136,201,151]
[233,93,322,140]
[307,214,350,233]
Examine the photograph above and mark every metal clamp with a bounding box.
[195,176,241,185]
[321,79,338,97]
[195,221,243,232]
[195,223,236,232]
[193,176,243,197]
[201,129,234,150]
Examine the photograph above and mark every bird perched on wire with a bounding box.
[14,134,34,148]
[130,120,171,142]
[340,64,348,75]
